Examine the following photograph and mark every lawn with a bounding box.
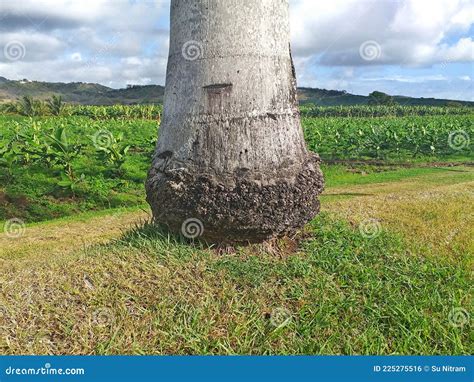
[0,164,472,355]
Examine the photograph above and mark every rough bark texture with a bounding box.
[146,0,324,243]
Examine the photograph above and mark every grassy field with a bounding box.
[0,105,472,355]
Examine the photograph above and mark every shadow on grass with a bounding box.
[324,192,373,197]
[117,219,210,250]
[429,167,472,172]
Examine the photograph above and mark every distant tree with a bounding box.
[368,91,395,106]
[16,96,48,116]
[0,102,18,114]
[47,95,64,116]
[18,96,36,116]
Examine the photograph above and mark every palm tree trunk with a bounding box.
[146,0,324,243]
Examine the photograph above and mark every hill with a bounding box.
[0,77,472,107]
[0,78,164,105]
[297,87,474,107]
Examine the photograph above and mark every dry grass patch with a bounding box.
[325,182,474,255]
[0,209,148,262]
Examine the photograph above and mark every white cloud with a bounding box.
[364,74,448,83]
[436,37,474,62]
[0,0,169,86]
[0,32,64,62]
[290,0,474,67]
[0,0,167,30]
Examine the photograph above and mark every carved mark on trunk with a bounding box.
[204,83,233,114]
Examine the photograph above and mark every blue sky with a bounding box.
[0,0,473,100]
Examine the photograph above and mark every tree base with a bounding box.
[145,153,324,243]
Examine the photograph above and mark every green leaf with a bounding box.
[57,180,72,187]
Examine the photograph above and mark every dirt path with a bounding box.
[0,210,149,262]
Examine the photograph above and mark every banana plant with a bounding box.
[11,120,49,165]
[91,131,130,174]
[46,95,64,116]
[0,140,22,181]
[47,126,83,180]
[57,172,86,196]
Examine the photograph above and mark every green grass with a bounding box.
[113,214,473,355]
[0,205,144,228]
[1,212,470,355]
[322,165,474,188]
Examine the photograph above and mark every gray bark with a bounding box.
[146,0,324,243]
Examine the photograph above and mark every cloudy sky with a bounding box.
[0,0,473,100]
